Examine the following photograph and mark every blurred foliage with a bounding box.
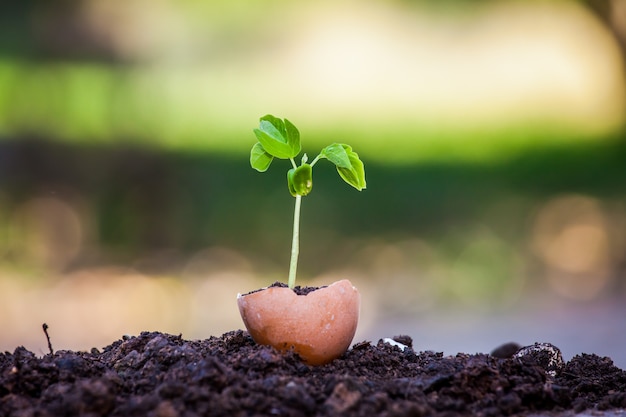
[1,133,624,277]
[0,0,625,295]
[1,0,625,160]
[0,58,618,164]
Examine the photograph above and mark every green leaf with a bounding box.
[320,143,351,168]
[253,115,301,159]
[336,145,366,191]
[284,118,300,153]
[250,142,273,172]
[287,164,313,196]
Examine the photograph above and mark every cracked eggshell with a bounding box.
[237,279,360,366]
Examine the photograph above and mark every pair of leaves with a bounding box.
[250,115,366,195]
[250,115,300,172]
[319,143,367,191]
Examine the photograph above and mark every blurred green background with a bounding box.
[1,0,625,365]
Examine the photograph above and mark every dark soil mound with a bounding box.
[1,330,625,416]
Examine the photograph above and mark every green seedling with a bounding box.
[250,114,366,289]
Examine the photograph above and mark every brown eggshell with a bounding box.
[237,279,360,365]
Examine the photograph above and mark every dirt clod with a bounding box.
[1,331,624,416]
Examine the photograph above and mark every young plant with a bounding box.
[250,114,366,289]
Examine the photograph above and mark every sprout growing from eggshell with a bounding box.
[250,114,366,289]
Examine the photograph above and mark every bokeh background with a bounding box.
[1,0,625,367]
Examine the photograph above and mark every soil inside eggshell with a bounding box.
[2,332,625,416]
[242,281,327,296]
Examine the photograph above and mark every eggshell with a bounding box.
[237,279,360,365]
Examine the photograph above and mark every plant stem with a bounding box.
[310,154,322,167]
[288,194,302,289]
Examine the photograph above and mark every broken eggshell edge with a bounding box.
[237,279,360,366]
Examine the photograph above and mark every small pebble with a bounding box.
[514,342,564,377]
[491,342,521,359]
[382,338,408,351]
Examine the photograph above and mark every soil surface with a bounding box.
[1,330,625,416]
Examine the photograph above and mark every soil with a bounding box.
[245,282,328,296]
[2,330,626,417]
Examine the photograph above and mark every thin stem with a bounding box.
[288,194,302,289]
[289,157,298,169]
[310,154,323,167]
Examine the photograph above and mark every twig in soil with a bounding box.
[42,323,54,355]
